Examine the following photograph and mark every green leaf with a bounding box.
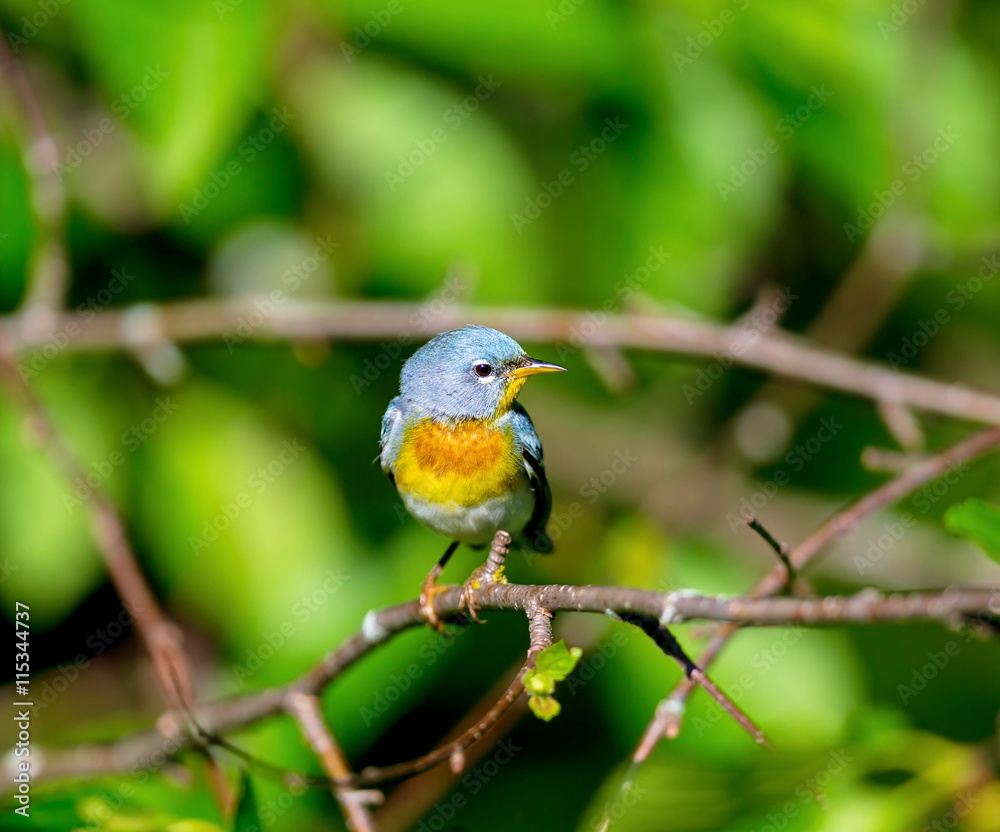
[533,640,583,682]
[528,694,561,722]
[67,0,269,211]
[77,797,214,831]
[0,141,32,306]
[133,382,365,681]
[0,372,109,627]
[522,667,554,696]
[945,499,1000,563]
[524,642,582,723]
[285,55,546,302]
[230,771,261,832]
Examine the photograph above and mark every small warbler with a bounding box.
[379,325,565,623]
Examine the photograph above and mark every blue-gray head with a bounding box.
[399,326,565,419]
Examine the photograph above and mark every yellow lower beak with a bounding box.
[510,357,568,379]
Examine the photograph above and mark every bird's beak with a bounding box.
[510,356,568,379]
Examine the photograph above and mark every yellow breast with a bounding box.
[394,417,522,507]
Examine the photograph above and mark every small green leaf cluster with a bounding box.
[523,640,583,722]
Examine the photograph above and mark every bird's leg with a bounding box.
[420,540,459,630]
[460,530,512,624]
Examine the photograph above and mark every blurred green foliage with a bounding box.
[1,0,1000,830]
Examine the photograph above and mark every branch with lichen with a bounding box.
[24,574,999,787]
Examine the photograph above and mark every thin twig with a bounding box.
[614,611,769,748]
[0,342,194,713]
[285,692,381,832]
[374,656,532,832]
[354,606,552,787]
[877,400,926,451]
[719,219,923,462]
[744,515,795,587]
[0,33,70,329]
[643,424,1000,753]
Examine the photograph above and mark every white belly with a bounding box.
[401,482,534,546]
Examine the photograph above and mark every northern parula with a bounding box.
[379,326,565,620]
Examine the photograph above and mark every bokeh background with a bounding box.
[2,0,1000,830]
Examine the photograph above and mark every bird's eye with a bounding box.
[473,362,494,378]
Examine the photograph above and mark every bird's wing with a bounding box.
[379,397,404,484]
[510,402,554,553]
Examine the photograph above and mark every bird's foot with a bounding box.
[459,530,512,624]
[459,563,508,624]
[419,572,452,632]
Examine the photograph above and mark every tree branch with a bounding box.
[3,297,1000,424]
[637,423,1000,760]
[0,34,70,330]
[285,692,380,832]
[25,582,999,787]
[353,607,553,787]
[0,343,195,713]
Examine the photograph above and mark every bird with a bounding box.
[379,325,565,626]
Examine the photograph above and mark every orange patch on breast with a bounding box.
[394,418,522,506]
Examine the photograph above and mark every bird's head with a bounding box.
[400,325,565,420]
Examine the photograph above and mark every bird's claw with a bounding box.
[459,574,485,624]
[459,563,506,625]
[420,576,451,633]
